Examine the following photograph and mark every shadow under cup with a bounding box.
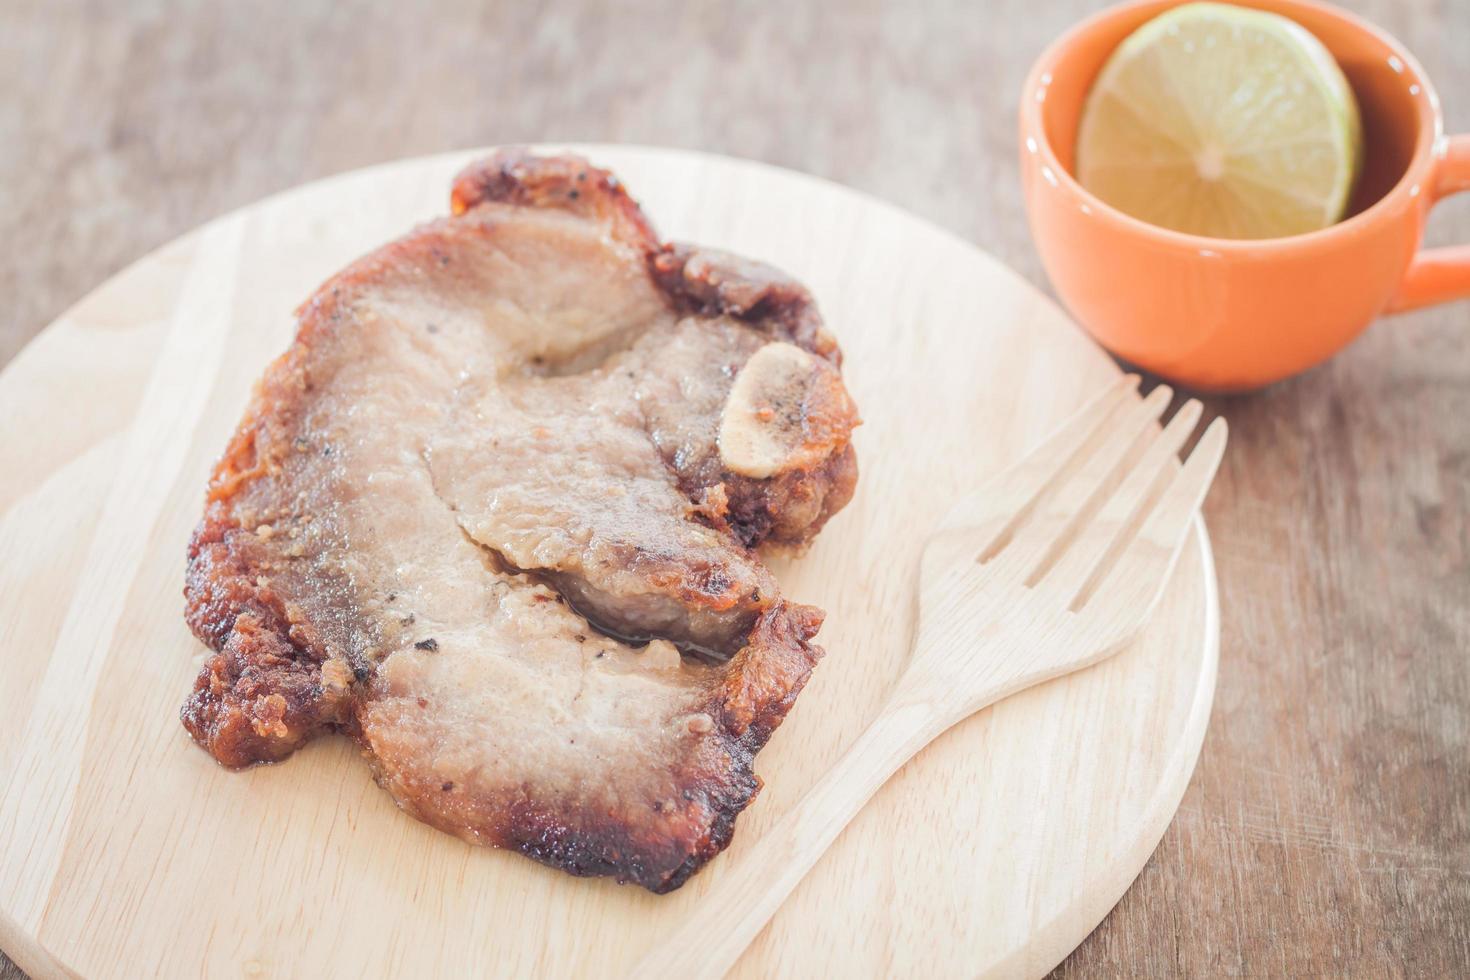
[1023,0,1444,391]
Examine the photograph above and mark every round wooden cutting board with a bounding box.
[0,146,1217,979]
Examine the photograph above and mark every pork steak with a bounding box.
[181,151,860,892]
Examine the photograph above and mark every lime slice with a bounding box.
[1075,1,1362,239]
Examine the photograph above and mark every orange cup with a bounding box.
[1020,0,1470,391]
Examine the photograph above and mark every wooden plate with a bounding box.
[0,146,1217,979]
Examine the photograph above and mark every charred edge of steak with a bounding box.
[652,599,827,892]
[450,149,660,255]
[365,601,824,893]
[699,442,860,552]
[368,738,761,894]
[649,243,841,367]
[183,344,367,767]
[183,525,357,766]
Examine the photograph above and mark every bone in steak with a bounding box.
[181,151,860,892]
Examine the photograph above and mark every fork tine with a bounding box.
[1071,416,1227,611]
[1040,399,1204,596]
[943,374,1139,541]
[992,383,1172,572]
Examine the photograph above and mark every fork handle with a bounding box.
[635,695,956,978]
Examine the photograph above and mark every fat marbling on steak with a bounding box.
[181,151,860,892]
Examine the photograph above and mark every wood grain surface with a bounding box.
[0,146,1217,979]
[1,0,1466,977]
[0,147,1217,977]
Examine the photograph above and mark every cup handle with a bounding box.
[1387,133,1470,314]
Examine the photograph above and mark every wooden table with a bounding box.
[3,1,1466,975]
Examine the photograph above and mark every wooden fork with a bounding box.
[637,375,1228,978]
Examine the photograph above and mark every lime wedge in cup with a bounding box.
[1075,1,1362,239]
